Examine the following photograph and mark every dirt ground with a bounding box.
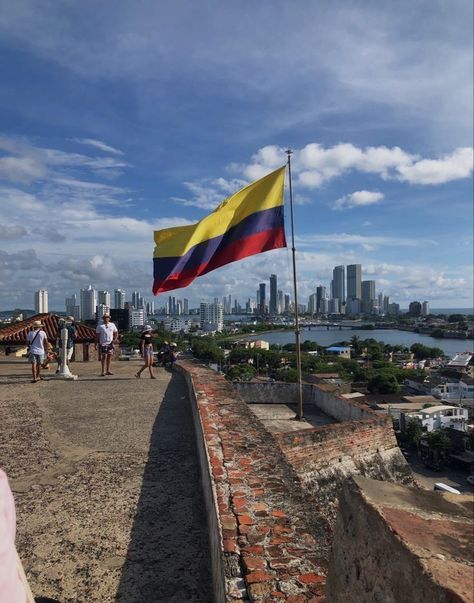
[0,357,213,602]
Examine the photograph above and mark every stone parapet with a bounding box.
[327,476,474,603]
[176,360,329,602]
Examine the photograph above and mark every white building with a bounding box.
[432,377,474,408]
[129,309,145,329]
[422,301,430,316]
[200,300,223,332]
[406,405,469,432]
[163,317,193,334]
[65,294,80,320]
[96,303,110,320]
[34,290,48,314]
[80,285,97,320]
[114,289,126,309]
[98,290,111,307]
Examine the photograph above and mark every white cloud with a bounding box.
[73,138,124,155]
[397,147,474,184]
[232,142,473,189]
[332,190,384,210]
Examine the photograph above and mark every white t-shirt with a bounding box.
[96,322,118,345]
[26,329,47,355]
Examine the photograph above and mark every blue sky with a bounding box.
[0,0,472,310]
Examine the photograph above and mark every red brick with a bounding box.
[237,514,253,526]
[246,570,274,584]
[243,545,264,555]
[297,573,325,585]
[243,556,266,572]
[223,539,237,553]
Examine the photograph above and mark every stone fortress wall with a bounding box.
[177,360,473,603]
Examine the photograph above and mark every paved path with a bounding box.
[0,358,213,602]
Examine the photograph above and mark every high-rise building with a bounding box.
[131,291,141,309]
[114,289,126,309]
[409,301,422,317]
[332,265,346,303]
[65,294,80,320]
[98,290,111,307]
[329,298,340,314]
[277,290,283,314]
[316,285,327,314]
[319,298,328,314]
[284,294,290,313]
[269,274,278,315]
[308,293,317,315]
[80,285,97,321]
[34,290,48,314]
[259,283,266,315]
[422,301,430,316]
[183,298,189,314]
[200,301,223,332]
[361,280,376,314]
[347,264,361,301]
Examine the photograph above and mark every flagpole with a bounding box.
[286,149,304,420]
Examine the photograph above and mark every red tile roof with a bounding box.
[0,314,96,344]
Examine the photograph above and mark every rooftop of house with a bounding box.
[0,313,96,344]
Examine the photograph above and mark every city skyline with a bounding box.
[0,2,472,310]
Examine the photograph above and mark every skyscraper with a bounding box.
[422,301,430,316]
[98,290,111,307]
[361,280,376,314]
[269,274,278,315]
[114,289,126,309]
[80,285,97,321]
[347,264,361,301]
[34,290,48,314]
[259,283,266,315]
[332,265,346,303]
[65,294,80,320]
[316,285,327,314]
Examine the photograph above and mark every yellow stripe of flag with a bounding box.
[154,166,285,258]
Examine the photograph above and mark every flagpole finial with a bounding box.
[286,148,293,157]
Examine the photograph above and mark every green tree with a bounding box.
[405,418,424,448]
[424,431,451,453]
[367,372,401,394]
[350,335,363,356]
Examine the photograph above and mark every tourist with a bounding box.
[95,314,118,377]
[0,469,35,602]
[135,325,156,379]
[56,316,76,373]
[157,340,170,366]
[26,320,48,383]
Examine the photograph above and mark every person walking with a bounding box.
[95,314,118,377]
[26,320,48,383]
[135,325,156,379]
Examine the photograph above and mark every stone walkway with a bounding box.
[0,358,213,602]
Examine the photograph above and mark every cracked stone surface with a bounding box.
[0,358,213,602]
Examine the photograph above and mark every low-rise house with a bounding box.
[406,405,469,432]
[326,346,351,359]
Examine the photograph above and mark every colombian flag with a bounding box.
[153,166,286,295]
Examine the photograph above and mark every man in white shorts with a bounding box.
[95,314,118,377]
[26,320,48,383]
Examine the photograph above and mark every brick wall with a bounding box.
[176,360,329,602]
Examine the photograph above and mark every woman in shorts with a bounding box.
[135,325,155,379]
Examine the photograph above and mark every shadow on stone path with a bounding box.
[115,373,214,603]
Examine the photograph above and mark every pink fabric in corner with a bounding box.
[0,469,27,603]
